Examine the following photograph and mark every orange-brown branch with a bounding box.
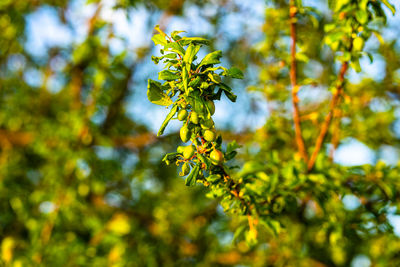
[329,107,342,160]
[289,3,308,162]
[307,61,349,171]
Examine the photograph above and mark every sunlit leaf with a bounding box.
[147,79,173,106]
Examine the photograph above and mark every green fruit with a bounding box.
[206,100,215,115]
[183,145,195,159]
[177,109,188,121]
[200,82,209,89]
[200,119,214,129]
[180,126,191,143]
[177,146,185,153]
[190,112,199,124]
[204,129,216,142]
[210,149,224,165]
[180,162,190,176]
[353,37,364,51]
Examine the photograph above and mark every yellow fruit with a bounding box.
[177,109,188,121]
[177,146,185,153]
[183,145,195,159]
[203,129,216,142]
[180,162,190,176]
[353,37,364,51]
[180,126,190,143]
[190,112,199,124]
[210,149,224,165]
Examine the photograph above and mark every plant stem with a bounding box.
[307,61,348,171]
[289,2,308,163]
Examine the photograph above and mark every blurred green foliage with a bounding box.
[1,0,400,266]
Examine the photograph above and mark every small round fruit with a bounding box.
[200,82,209,89]
[206,100,215,115]
[353,37,364,51]
[183,145,195,159]
[204,129,216,142]
[200,119,214,129]
[177,146,185,154]
[210,149,224,165]
[177,109,188,121]
[180,126,191,143]
[180,162,190,176]
[190,112,199,124]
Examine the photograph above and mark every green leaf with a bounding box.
[157,105,178,136]
[233,225,247,242]
[219,83,237,102]
[225,151,237,161]
[180,37,210,46]
[182,67,188,94]
[206,174,221,183]
[197,153,211,170]
[213,89,223,100]
[147,79,173,106]
[324,23,335,33]
[185,163,200,186]
[151,34,167,46]
[260,219,281,236]
[163,53,177,59]
[199,50,222,67]
[188,94,206,116]
[335,0,351,12]
[296,52,309,63]
[238,161,265,177]
[350,58,362,73]
[355,10,368,24]
[226,67,244,79]
[324,32,344,45]
[171,30,186,39]
[227,140,241,154]
[189,76,201,88]
[162,152,180,163]
[201,66,227,74]
[151,56,161,64]
[371,2,387,23]
[208,73,221,84]
[154,25,167,36]
[165,42,185,56]
[366,52,374,63]
[381,0,396,15]
[183,43,201,66]
[158,70,180,81]
[219,83,232,91]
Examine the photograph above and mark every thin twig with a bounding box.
[307,61,349,171]
[329,107,342,160]
[289,3,308,162]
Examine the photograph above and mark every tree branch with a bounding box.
[329,107,342,161]
[289,3,308,162]
[307,61,348,171]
